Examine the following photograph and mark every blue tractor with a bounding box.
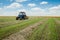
[16,12,28,20]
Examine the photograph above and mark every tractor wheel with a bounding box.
[16,17,19,20]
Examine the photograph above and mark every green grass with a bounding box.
[0,17,43,40]
[27,19,48,40]
[0,17,60,40]
[0,16,39,28]
[27,18,58,40]
[0,16,16,22]
[55,17,60,20]
[47,18,58,40]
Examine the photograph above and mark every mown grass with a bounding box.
[55,17,60,20]
[0,16,43,40]
[0,16,16,22]
[27,19,48,40]
[27,18,58,40]
[0,16,39,28]
[0,17,60,40]
[47,18,58,40]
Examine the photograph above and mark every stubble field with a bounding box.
[0,16,60,40]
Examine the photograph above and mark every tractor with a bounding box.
[16,12,28,20]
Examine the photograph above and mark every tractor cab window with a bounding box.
[19,12,23,15]
[23,12,26,15]
[19,12,26,15]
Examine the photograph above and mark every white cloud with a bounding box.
[17,9,27,12]
[40,1,48,4]
[49,5,60,10]
[6,3,22,8]
[15,0,27,2]
[28,3,36,7]
[0,3,60,16]
[49,5,60,13]
[31,7,41,11]
[30,7,47,16]
[48,5,60,16]
[0,3,23,16]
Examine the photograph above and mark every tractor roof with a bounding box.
[20,12,25,13]
[19,12,26,15]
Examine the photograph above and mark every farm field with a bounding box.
[0,16,60,40]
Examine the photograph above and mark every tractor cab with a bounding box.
[16,12,28,20]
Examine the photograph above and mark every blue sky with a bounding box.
[0,0,60,16]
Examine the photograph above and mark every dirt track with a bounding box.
[2,19,47,40]
[39,24,49,40]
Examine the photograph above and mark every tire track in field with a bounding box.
[2,19,47,40]
[39,19,58,40]
[0,18,41,40]
[55,19,60,40]
[28,18,58,40]
[39,23,50,40]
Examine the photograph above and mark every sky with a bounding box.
[0,0,60,16]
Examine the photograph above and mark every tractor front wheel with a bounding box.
[16,17,19,20]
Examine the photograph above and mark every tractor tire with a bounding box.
[16,17,19,20]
